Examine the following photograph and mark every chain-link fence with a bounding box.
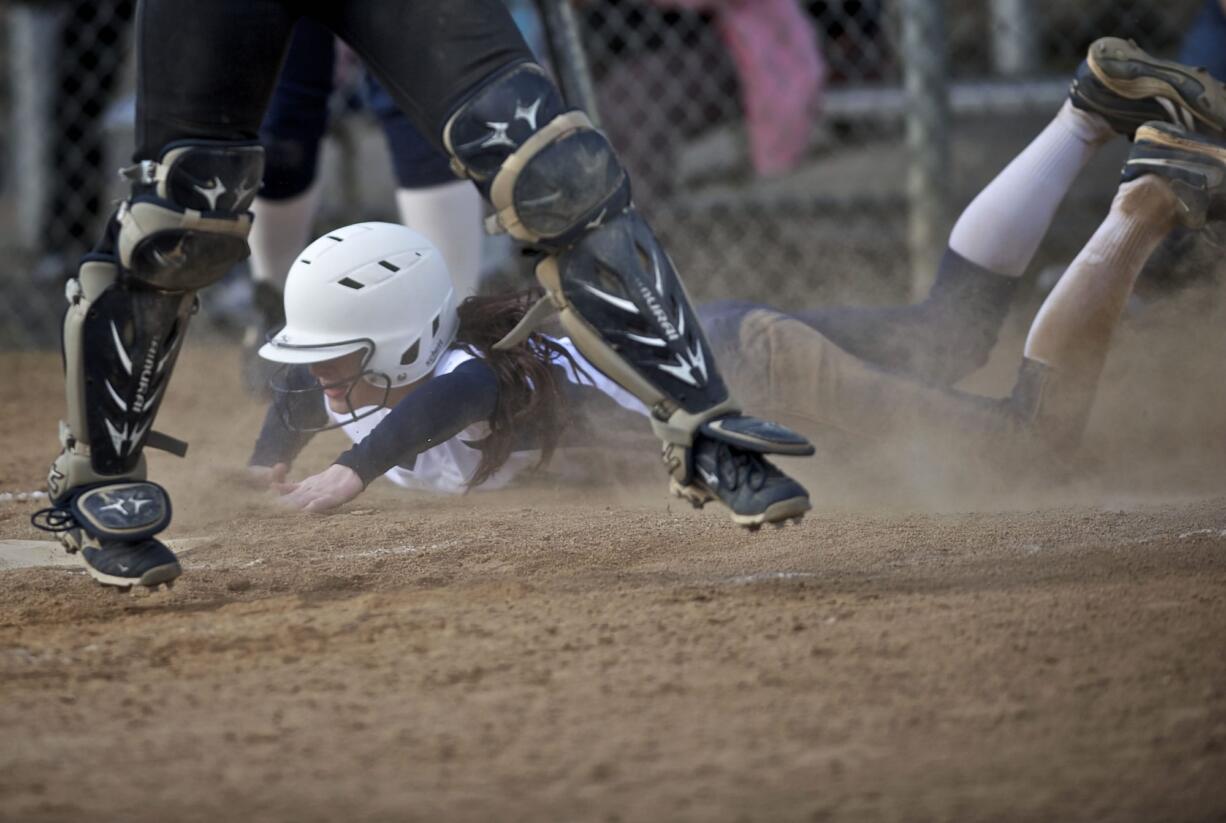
[0,0,1210,348]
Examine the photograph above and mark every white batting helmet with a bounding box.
[259,222,459,388]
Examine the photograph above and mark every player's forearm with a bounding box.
[333,359,499,486]
[249,364,328,467]
[249,403,317,469]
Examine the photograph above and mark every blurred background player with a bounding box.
[36,0,815,590]
[249,222,653,509]
[1180,0,1226,83]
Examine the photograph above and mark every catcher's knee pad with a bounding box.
[444,63,629,249]
[117,139,264,290]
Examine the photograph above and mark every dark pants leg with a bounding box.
[720,307,1032,449]
[259,18,337,199]
[134,0,300,157]
[365,77,458,189]
[314,0,534,149]
[792,249,1018,387]
[1180,0,1226,83]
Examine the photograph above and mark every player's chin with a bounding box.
[324,390,354,414]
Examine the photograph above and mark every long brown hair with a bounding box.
[454,288,590,487]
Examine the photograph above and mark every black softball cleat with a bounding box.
[672,435,812,529]
[1123,121,1226,229]
[74,536,182,589]
[1070,37,1226,140]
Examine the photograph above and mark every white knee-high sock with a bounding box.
[248,184,323,292]
[395,181,484,300]
[949,101,1115,277]
[1024,177,1176,370]
[1020,176,1177,446]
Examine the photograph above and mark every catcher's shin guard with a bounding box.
[40,140,263,587]
[445,64,814,525]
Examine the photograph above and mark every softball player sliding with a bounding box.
[249,38,1226,514]
[249,222,651,510]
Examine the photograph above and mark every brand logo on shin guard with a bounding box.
[103,342,161,458]
[636,286,680,343]
[132,343,160,415]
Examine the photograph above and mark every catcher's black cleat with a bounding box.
[1070,37,1226,140]
[72,536,181,589]
[1123,121,1226,229]
[672,434,812,529]
[32,481,181,589]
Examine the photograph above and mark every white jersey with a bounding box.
[327,338,646,494]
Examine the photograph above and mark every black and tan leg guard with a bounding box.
[445,64,813,526]
[37,140,263,587]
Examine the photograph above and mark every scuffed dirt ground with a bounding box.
[2,340,1226,823]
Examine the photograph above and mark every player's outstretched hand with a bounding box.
[273,464,364,513]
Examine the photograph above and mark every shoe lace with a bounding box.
[30,505,76,534]
[719,445,768,492]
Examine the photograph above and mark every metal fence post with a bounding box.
[990,0,1039,77]
[900,0,950,300]
[537,0,603,126]
[8,6,61,253]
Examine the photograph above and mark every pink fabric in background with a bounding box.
[651,0,826,175]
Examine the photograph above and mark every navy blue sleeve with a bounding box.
[334,358,499,487]
[248,365,325,468]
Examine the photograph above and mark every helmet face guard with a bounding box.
[264,335,393,433]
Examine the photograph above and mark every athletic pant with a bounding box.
[259,17,456,199]
[134,0,533,161]
[1180,0,1226,84]
[700,302,1031,448]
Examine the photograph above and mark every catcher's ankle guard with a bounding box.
[33,481,172,544]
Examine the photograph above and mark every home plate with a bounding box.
[0,538,210,571]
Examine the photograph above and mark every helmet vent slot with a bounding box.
[378,260,399,272]
[432,314,441,335]
[400,339,420,365]
[327,235,344,242]
[338,277,365,290]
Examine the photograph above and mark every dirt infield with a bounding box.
[2,329,1226,821]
